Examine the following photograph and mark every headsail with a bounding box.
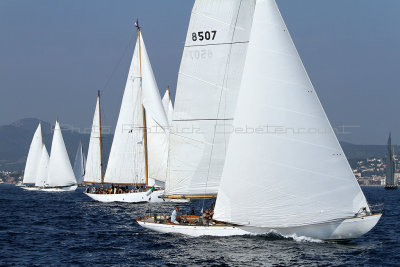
[104,31,168,185]
[147,89,172,185]
[84,94,103,183]
[23,123,43,184]
[386,133,396,186]
[214,0,368,228]
[35,145,49,187]
[165,0,256,197]
[46,121,77,187]
[73,142,85,184]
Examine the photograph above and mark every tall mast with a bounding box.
[136,20,149,188]
[98,90,104,184]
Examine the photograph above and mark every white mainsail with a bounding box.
[23,123,43,184]
[35,145,49,187]
[386,133,396,186]
[214,0,368,228]
[165,0,256,197]
[104,31,168,185]
[84,94,103,184]
[73,142,85,184]
[46,121,77,187]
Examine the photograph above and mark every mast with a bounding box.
[98,90,104,184]
[136,20,149,188]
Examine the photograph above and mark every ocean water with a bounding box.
[0,185,399,266]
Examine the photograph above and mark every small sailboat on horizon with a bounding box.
[41,120,78,192]
[385,133,397,190]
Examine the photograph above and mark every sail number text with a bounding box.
[192,31,217,41]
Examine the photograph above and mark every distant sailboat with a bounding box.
[85,24,169,203]
[73,142,86,186]
[41,120,77,191]
[138,0,381,240]
[22,123,43,189]
[83,91,104,186]
[385,133,397,190]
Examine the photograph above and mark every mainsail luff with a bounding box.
[137,25,150,188]
[84,93,103,184]
[165,0,256,197]
[213,0,369,228]
[23,123,43,184]
[386,133,396,186]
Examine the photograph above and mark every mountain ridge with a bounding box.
[0,118,393,171]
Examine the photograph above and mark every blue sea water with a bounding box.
[0,185,399,266]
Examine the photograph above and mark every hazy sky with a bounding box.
[0,0,399,144]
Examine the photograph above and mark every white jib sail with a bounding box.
[214,0,368,228]
[165,0,256,196]
[46,121,77,187]
[73,142,85,184]
[105,32,168,185]
[35,145,49,187]
[23,123,43,184]
[84,96,103,183]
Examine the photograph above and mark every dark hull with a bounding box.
[384,185,398,190]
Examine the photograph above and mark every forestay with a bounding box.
[214,0,368,228]
[165,0,256,196]
[35,145,49,187]
[104,32,168,185]
[23,123,43,184]
[84,96,103,183]
[46,121,77,187]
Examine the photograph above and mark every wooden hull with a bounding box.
[137,214,381,240]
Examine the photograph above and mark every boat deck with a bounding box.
[137,215,232,226]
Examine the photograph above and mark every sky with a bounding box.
[0,0,399,145]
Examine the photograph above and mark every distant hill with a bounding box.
[0,118,394,171]
[340,141,396,159]
[0,118,112,171]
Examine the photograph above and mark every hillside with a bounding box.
[0,118,393,171]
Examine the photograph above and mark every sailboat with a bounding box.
[137,0,381,240]
[85,23,170,203]
[73,142,86,186]
[385,133,397,190]
[22,123,43,190]
[41,120,77,191]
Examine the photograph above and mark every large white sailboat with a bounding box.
[137,0,381,240]
[41,120,77,192]
[22,123,43,190]
[85,23,170,203]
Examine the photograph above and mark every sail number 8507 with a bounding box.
[192,31,217,41]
